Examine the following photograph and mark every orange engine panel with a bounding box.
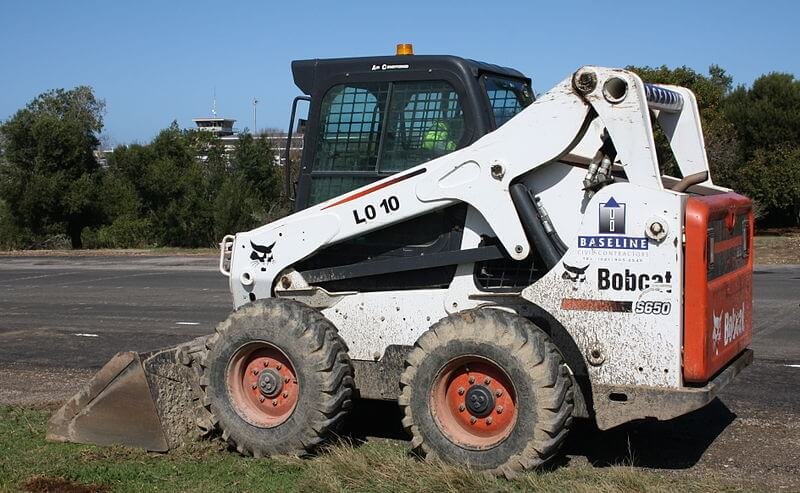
[684,193,753,383]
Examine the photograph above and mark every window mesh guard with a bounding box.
[309,81,465,204]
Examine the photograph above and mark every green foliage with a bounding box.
[213,174,261,240]
[0,86,105,248]
[232,132,281,203]
[89,125,281,248]
[724,72,800,157]
[736,145,800,224]
[722,73,800,224]
[0,199,32,249]
[82,215,154,249]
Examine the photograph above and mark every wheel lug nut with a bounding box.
[469,417,477,424]
[458,404,465,412]
[468,376,475,384]
[495,389,503,397]
[282,392,288,398]
[259,396,265,403]
[252,369,259,375]
[272,399,278,406]
[263,361,269,367]
[486,417,493,425]
[496,405,504,414]
[285,377,290,383]
[276,363,282,370]
[251,384,257,389]
[457,387,465,395]
[484,377,491,385]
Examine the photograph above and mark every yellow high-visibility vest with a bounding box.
[422,121,456,151]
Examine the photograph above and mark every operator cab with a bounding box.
[290,49,533,208]
[285,47,535,292]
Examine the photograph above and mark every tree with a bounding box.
[0,86,105,248]
[722,73,800,225]
[737,145,800,224]
[231,132,280,205]
[96,125,280,248]
[103,123,217,247]
[724,72,800,158]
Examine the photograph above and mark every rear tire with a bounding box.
[202,299,353,457]
[399,309,573,475]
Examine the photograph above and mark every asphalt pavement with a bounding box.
[0,255,229,369]
[0,255,798,489]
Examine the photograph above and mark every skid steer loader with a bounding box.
[49,45,754,474]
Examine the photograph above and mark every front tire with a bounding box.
[399,309,573,475]
[202,299,353,457]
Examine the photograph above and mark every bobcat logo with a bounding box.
[561,262,590,290]
[250,241,276,271]
[712,303,745,354]
[711,312,723,355]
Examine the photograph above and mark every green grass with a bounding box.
[0,406,738,493]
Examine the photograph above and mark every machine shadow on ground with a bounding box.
[562,398,736,469]
[340,397,736,470]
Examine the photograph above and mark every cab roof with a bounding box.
[292,55,530,96]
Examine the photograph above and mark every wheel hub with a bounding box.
[227,342,299,428]
[257,369,283,398]
[430,356,518,450]
[465,385,495,417]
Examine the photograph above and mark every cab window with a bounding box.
[483,76,533,128]
[312,83,388,173]
[381,81,464,172]
[310,80,464,204]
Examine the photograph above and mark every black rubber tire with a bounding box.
[201,299,353,457]
[399,309,574,476]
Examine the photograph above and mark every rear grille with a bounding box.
[707,214,749,281]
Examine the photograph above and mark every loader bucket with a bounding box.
[47,336,212,451]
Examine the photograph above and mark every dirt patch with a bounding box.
[754,233,800,264]
[22,476,108,493]
[0,364,93,408]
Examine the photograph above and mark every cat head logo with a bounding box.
[562,262,590,290]
[250,241,276,271]
[711,311,723,354]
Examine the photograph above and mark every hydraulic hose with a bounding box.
[510,183,563,270]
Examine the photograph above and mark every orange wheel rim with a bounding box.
[431,356,517,450]
[227,342,299,428]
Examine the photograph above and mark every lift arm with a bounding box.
[224,67,707,308]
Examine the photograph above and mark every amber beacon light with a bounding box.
[396,43,414,55]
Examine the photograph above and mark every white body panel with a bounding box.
[523,183,684,387]
[224,66,717,391]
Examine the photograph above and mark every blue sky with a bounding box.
[1,0,797,145]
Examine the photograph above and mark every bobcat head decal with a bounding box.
[562,262,590,290]
[711,311,723,355]
[250,240,276,271]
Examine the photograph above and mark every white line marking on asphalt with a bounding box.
[176,322,200,326]
[784,364,800,368]
[73,333,99,337]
